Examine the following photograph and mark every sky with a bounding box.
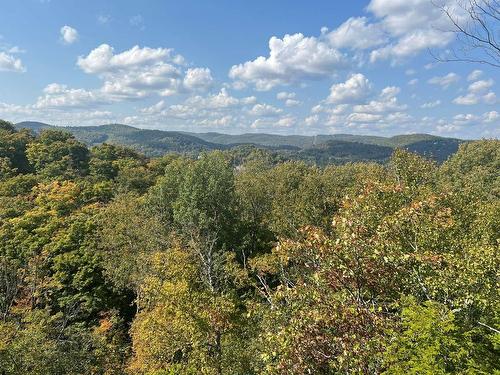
[0,0,498,138]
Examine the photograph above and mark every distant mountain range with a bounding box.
[15,121,464,164]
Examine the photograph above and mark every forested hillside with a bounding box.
[1,119,498,374]
[15,122,462,163]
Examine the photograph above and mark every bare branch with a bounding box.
[432,0,500,67]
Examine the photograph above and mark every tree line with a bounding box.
[0,119,498,374]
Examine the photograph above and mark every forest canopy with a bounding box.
[0,119,498,374]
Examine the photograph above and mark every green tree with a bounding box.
[26,129,89,179]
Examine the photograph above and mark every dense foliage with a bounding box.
[0,119,498,374]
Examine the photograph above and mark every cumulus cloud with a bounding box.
[249,103,283,117]
[130,87,303,132]
[183,67,214,91]
[184,88,255,110]
[309,76,411,133]
[324,0,464,63]
[468,79,494,93]
[225,0,469,93]
[326,17,387,49]
[453,79,497,105]
[77,44,173,74]
[60,25,78,45]
[370,29,450,63]
[347,113,382,123]
[35,83,107,109]
[276,91,296,100]
[140,100,166,115]
[0,99,116,126]
[467,70,482,81]
[76,44,213,100]
[152,89,256,125]
[229,33,347,90]
[276,91,301,107]
[367,0,463,62]
[327,73,372,104]
[482,111,499,123]
[1,43,217,119]
[0,51,25,72]
[285,99,301,107]
[352,86,407,113]
[428,73,460,89]
[305,114,319,126]
[251,115,297,129]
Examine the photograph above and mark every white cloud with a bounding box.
[35,83,106,109]
[433,110,500,137]
[225,0,469,93]
[183,67,214,91]
[366,0,465,63]
[154,89,257,125]
[285,99,301,107]
[368,0,445,35]
[77,44,172,74]
[482,111,499,123]
[467,70,482,81]
[428,73,460,89]
[436,123,462,134]
[7,46,25,54]
[133,88,291,131]
[326,17,387,50]
[420,100,441,109]
[453,94,481,105]
[187,88,256,109]
[468,79,494,94]
[76,44,212,100]
[453,113,478,124]
[276,91,296,100]
[347,112,383,123]
[251,115,297,129]
[100,62,182,99]
[327,73,372,104]
[0,99,116,126]
[370,29,451,63]
[0,51,25,72]
[229,33,347,90]
[140,100,166,115]
[60,25,78,45]
[352,86,406,114]
[0,102,34,117]
[408,78,418,85]
[278,116,297,127]
[453,79,497,105]
[310,77,412,133]
[249,103,283,117]
[305,114,319,126]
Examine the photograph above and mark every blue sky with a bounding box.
[0,0,498,138]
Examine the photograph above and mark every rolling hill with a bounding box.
[15,121,463,163]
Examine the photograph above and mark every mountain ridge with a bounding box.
[15,121,464,163]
